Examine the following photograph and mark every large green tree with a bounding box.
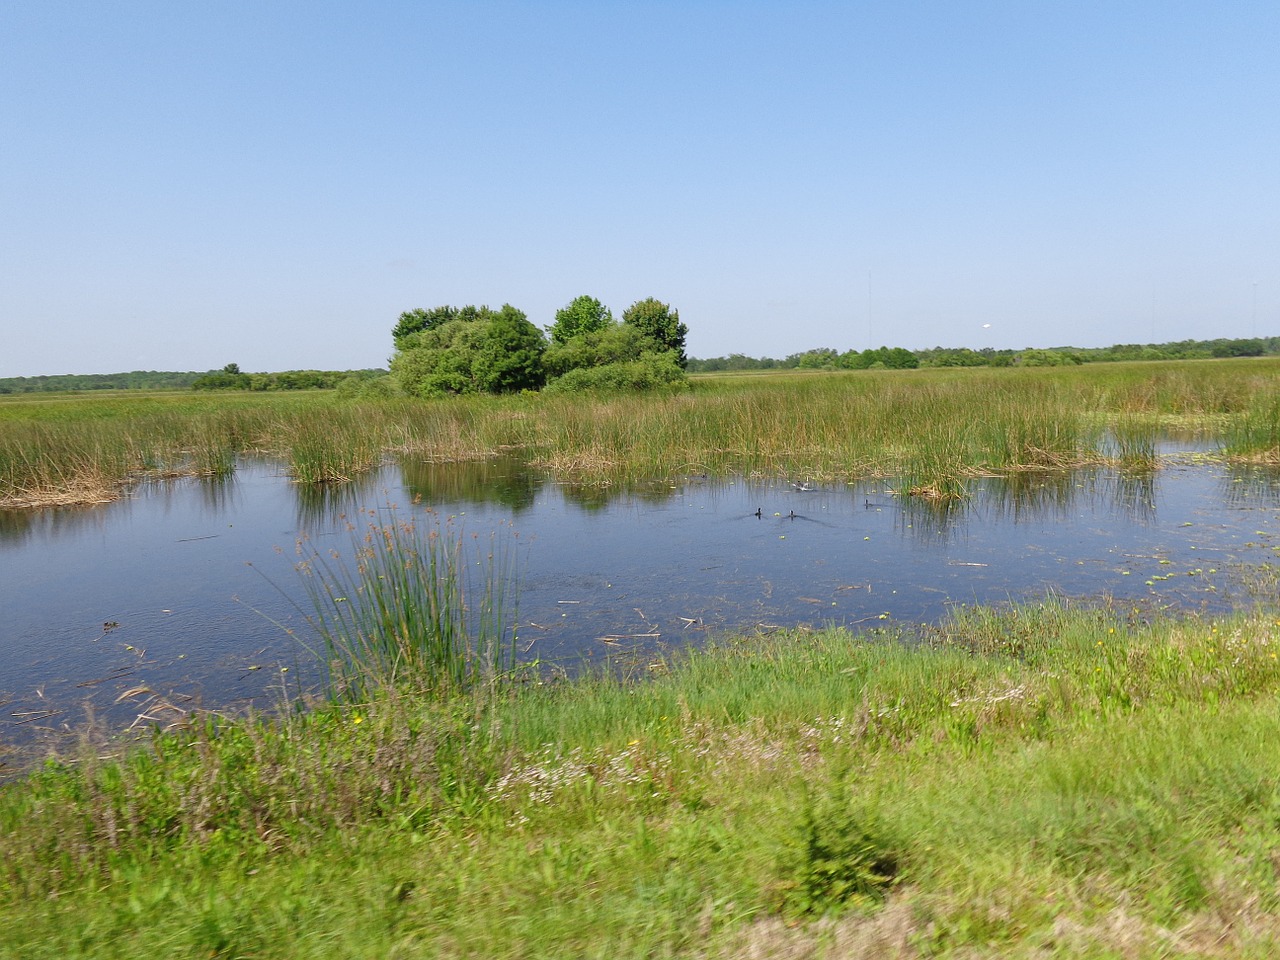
[549,295,613,345]
[621,298,688,368]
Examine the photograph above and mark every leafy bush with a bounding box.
[549,294,613,344]
[391,305,546,397]
[622,297,688,367]
[335,373,402,399]
[777,777,902,916]
[541,323,650,378]
[543,352,688,393]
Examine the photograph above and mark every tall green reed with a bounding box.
[1222,394,1280,462]
[1109,418,1160,471]
[281,407,383,483]
[296,507,518,703]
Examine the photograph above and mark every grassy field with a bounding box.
[5,358,1280,508]
[5,600,1280,958]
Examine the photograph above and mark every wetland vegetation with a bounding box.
[4,358,1280,509]
[6,358,1280,957]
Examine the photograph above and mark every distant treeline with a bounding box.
[6,334,1273,395]
[0,365,387,395]
[0,370,204,394]
[190,364,386,392]
[687,336,1279,372]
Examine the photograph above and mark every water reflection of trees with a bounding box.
[395,456,698,513]
[398,456,545,512]
[558,478,687,511]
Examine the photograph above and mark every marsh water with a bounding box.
[5,450,1280,742]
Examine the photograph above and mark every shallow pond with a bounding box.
[4,452,1280,743]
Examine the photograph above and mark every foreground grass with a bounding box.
[6,358,1280,506]
[6,601,1280,958]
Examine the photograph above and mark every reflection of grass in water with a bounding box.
[398,453,544,511]
[902,469,1166,543]
[1221,465,1280,507]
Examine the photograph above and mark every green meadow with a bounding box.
[5,359,1280,957]
[6,601,1280,958]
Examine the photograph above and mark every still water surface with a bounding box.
[4,453,1280,737]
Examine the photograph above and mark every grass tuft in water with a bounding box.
[296,507,518,703]
[1109,418,1160,471]
[1223,394,1280,462]
[284,411,383,483]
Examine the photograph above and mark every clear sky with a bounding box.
[2,1,1278,377]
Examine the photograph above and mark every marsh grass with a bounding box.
[1223,393,1280,462]
[283,411,383,483]
[7,603,1280,955]
[1108,417,1161,470]
[6,358,1280,507]
[0,420,138,507]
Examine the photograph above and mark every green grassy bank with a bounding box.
[5,358,1280,507]
[6,600,1280,958]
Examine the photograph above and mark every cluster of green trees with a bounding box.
[911,347,1013,368]
[389,296,688,397]
[192,364,384,392]
[695,346,921,372]
[840,346,919,370]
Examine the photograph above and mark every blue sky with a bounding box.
[2,1,1277,377]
